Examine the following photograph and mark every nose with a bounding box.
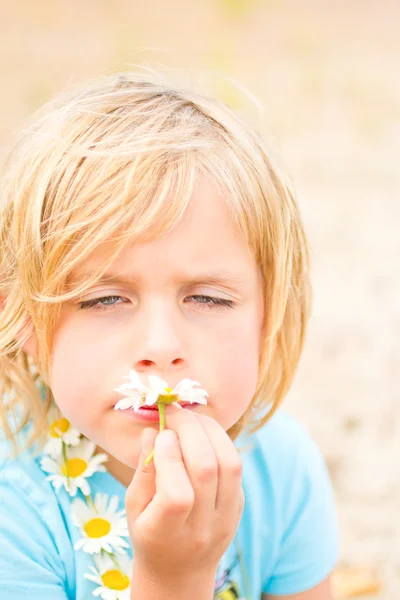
[133,300,187,377]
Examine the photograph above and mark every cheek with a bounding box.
[210,319,261,429]
[48,321,117,430]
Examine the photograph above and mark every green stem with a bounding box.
[102,549,123,572]
[144,402,165,465]
[234,537,251,600]
[144,449,154,465]
[62,441,70,488]
[84,495,97,513]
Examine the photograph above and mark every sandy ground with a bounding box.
[0,1,399,597]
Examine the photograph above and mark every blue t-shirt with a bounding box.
[0,410,339,599]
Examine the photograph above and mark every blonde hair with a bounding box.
[0,71,312,456]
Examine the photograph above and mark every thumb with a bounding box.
[125,427,158,522]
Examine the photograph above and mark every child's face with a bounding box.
[48,177,264,468]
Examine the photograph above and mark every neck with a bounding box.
[95,446,135,488]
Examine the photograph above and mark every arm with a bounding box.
[130,563,218,600]
[262,575,333,600]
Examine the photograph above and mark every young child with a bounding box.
[0,72,339,600]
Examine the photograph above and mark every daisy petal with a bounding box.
[128,369,148,389]
[174,378,201,393]
[84,572,101,584]
[144,391,158,406]
[148,375,168,393]
[114,398,135,410]
[82,478,92,495]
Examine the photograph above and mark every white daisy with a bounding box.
[44,416,81,458]
[85,552,132,600]
[113,370,208,412]
[72,493,130,555]
[40,439,107,497]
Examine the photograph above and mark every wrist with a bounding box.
[130,561,218,600]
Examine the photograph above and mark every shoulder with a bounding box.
[238,408,328,484]
[237,408,338,547]
[0,439,73,547]
[251,407,320,452]
[236,408,337,532]
[0,427,57,512]
[236,410,339,595]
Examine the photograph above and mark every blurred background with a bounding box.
[0,0,399,597]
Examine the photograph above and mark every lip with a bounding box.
[117,404,198,422]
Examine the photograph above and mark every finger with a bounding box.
[125,427,158,522]
[162,406,218,530]
[195,414,244,526]
[141,429,195,535]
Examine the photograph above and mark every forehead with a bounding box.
[70,177,260,286]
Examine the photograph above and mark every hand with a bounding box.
[125,406,244,585]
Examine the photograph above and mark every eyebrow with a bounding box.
[69,269,247,290]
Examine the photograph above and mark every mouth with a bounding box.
[117,402,200,422]
[138,403,196,410]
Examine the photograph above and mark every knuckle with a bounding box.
[162,490,194,515]
[191,531,211,553]
[194,461,218,483]
[226,457,243,478]
[215,526,234,547]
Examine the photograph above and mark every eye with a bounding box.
[78,296,129,311]
[184,295,235,309]
[78,294,235,311]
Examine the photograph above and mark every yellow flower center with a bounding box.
[49,418,70,438]
[62,458,87,478]
[83,517,111,538]
[157,392,178,404]
[101,569,130,591]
